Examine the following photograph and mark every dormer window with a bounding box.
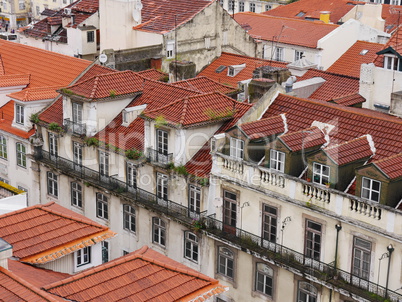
[230,137,244,159]
[313,162,329,185]
[227,63,246,77]
[122,111,128,124]
[361,177,380,202]
[384,55,402,71]
[16,104,24,124]
[270,149,285,172]
[228,67,235,77]
[166,40,174,59]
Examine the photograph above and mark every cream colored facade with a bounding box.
[30,0,74,21]
[219,0,282,14]
[0,0,29,29]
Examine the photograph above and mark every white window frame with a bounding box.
[16,104,24,124]
[250,2,255,12]
[361,177,381,203]
[384,55,401,71]
[49,133,58,156]
[239,1,244,11]
[305,220,322,260]
[16,142,26,168]
[255,263,274,297]
[73,142,82,166]
[275,47,284,62]
[123,204,136,233]
[352,237,372,280]
[313,162,330,185]
[87,31,94,43]
[156,129,168,155]
[297,281,317,302]
[76,246,91,266]
[71,182,82,208]
[157,172,168,201]
[218,246,234,279]
[152,217,166,247]
[184,231,199,263]
[0,136,7,159]
[96,193,108,220]
[229,137,244,159]
[126,163,137,188]
[72,102,83,124]
[189,185,201,214]
[166,40,175,59]
[228,0,235,11]
[47,171,58,197]
[270,149,285,172]
[99,151,109,176]
[295,50,304,61]
[102,241,109,263]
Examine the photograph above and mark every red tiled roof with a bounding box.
[197,52,287,87]
[0,266,62,302]
[324,135,373,165]
[264,94,402,161]
[0,202,116,262]
[0,101,35,139]
[0,40,91,88]
[8,259,71,288]
[374,24,402,67]
[331,93,365,106]
[327,40,384,78]
[0,54,5,75]
[234,13,338,48]
[298,69,359,101]
[0,74,30,88]
[373,152,402,179]
[39,96,64,125]
[382,5,402,33]
[278,126,326,151]
[137,69,168,81]
[76,63,116,83]
[8,86,60,102]
[64,70,145,100]
[142,92,245,128]
[135,0,213,34]
[44,245,227,302]
[239,114,286,140]
[172,76,237,94]
[262,0,361,24]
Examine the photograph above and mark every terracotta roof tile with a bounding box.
[135,0,213,33]
[197,52,287,87]
[239,114,286,140]
[172,76,237,94]
[0,101,35,139]
[373,152,402,179]
[298,69,359,101]
[279,126,326,151]
[8,86,60,102]
[44,246,227,302]
[382,4,402,33]
[331,93,365,106]
[137,69,168,81]
[324,135,374,165]
[374,24,402,67]
[39,96,64,125]
[0,202,116,262]
[0,74,30,87]
[262,0,362,24]
[235,13,338,49]
[327,40,384,78]
[77,63,116,83]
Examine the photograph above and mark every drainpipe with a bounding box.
[334,224,342,269]
[385,244,394,298]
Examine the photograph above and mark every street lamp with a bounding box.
[385,244,394,298]
[377,252,389,294]
[239,201,250,230]
[280,216,291,252]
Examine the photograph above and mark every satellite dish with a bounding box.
[99,54,107,63]
[133,10,140,22]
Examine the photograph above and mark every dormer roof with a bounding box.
[0,74,30,88]
[374,24,402,67]
[330,93,365,106]
[238,114,287,140]
[278,126,326,151]
[172,76,237,94]
[7,86,60,102]
[372,152,402,180]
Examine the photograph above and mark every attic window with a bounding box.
[227,63,246,77]
[216,65,226,73]
[296,11,305,17]
[360,49,369,55]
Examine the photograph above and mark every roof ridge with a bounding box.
[323,134,368,150]
[372,150,402,163]
[307,68,360,80]
[239,113,284,126]
[179,97,189,125]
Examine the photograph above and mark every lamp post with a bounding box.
[239,201,250,231]
[377,252,389,294]
[385,244,394,298]
[280,216,291,253]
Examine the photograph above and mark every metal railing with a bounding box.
[147,148,173,166]
[64,119,86,135]
[37,150,402,302]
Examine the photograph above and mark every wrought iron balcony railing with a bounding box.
[64,119,86,135]
[147,148,173,166]
[36,150,402,302]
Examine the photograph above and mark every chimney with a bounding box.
[169,61,196,82]
[320,11,330,24]
[0,238,12,270]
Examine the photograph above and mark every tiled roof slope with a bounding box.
[297,69,359,101]
[0,266,62,302]
[0,40,91,88]
[382,5,402,33]
[8,259,71,288]
[64,70,146,100]
[197,52,287,87]
[374,24,402,67]
[279,126,326,151]
[234,13,338,48]
[263,94,402,161]
[239,114,286,140]
[262,0,360,23]
[373,152,402,179]
[172,76,236,94]
[44,245,227,302]
[136,0,213,33]
[8,86,61,102]
[137,69,168,81]
[327,41,384,78]
[0,202,116,263]
[324,135,374,165]
[76,63,116,83]
[0,74,30,87]
[331,93,365,106]
[39,96,64,125]
[0,101,35,139]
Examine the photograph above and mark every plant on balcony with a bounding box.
[125,148,143,160]
[240,234,259,250]
[85,136,99,147]
[205,107,235,121]
[174,165,188,176]
[30,113,39,124]
[155,115,168,128]
[166,162,175,170]
[191,218,205,233]
[195,176,209,186]
[48,122,63,132]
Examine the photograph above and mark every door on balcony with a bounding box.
[352,237,371,280]
[262,204,277,249]
[156,172,168,206]
[99,151,109,183]
[223,191,237,235]
[48,133,58,162]
[304,220,322,261]
[73,142,82,172]
[72,102,83,134]
[156,129,168,164]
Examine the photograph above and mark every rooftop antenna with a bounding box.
[269,25,295,65]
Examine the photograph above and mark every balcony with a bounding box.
[35,150,402,302]
[64,119,86,136]
[147,148,173,166]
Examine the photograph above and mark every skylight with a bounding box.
[360,49,369,55]
[296,11,305,17]
[216,65,226,73]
